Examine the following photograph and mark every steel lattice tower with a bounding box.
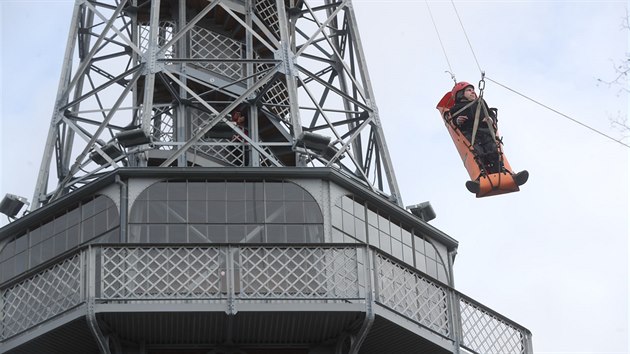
[32,0,401,210]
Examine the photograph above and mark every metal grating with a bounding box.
[375,254,449,336]
[191,27,243,80]
[255,0,280,39]
[101,247,225,299]
[238,247,361,299]
[1,254,83,340]
[190,110,245,166]
[460,298,527,354]
[139,21,174,59]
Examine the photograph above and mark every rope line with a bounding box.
[450,0,483,74]
[425,0,456,83]
[486,77,630,149]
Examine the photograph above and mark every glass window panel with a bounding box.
[265,182,284,200]
[207,225,227,242]
[437,264,448,283]
[286,225,306,243]
[284,201,305,223]
[94,211,109,236]
[379,232,391,253]
[41,220,54,239]
[332,228,344,243]
[147,182,168,200]
[107,206,119,229]
[332,206,342,230]
[53,233,66,256]
[188,201,207,223]
[66,207,81,227]
[148,201,168,223]
[30,243,42,267]
[245,200,265,223]
[168,224,188,243]
[378,214,389,233]
[244,225,264,243]
[93,196,109,213]
[67,225,80,248]
[266,225,286,243]
[354,200,365,220]
[167,201,187,223]
[188,182,206,201]
[129,225,146,243]
[82,199,96,218]
[130,200,148,223]
[81,217,95,242]
[42,237,54,261]
[354,218,366,242]
[207,200,226,223]
[147,225,168,243]
[14,252,27,274]
[227,225,246,243]
[188,225,209,243]
[227,201,247,223]
[415,237,425,255]
[207,182,225,200]
[265,201,285,223]
[426,259,438,278]
[15,234,28,253]
[403,245,413,265]
[367,226,378,246]
[305,225,323,243]
[342,211,355,235]
[284,183,304,201]
[95,229,119,243]
[30,227,43,246]
[390,224,402,241]
[0,241,15,262]
[415,253,427,273]
[367,209,378,227]
[402,229,412,246]
[168,182,187,200]
[303,202,323,223]
[392,239,403,260]
[0,259,15,283]
[425,241,437,260]
[54,216,67,234]
[341,196,354,213]
[245,182,264,200]
[226,182,245,200]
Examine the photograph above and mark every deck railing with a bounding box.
[0,244,532,354]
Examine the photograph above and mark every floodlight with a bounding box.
[407,202,436,222]
[116,128,151,147]
[89,143,124,165]
[0,194,29,218]
[294,132,331,154]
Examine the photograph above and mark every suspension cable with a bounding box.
[450,0,483,74]
[486,77,630,149]
[425,0,457,84]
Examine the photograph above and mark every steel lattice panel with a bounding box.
[238,247,361,299]
[1,254,83,340]
[459,298,527,354]
[375,255,450,336]
[190,26,242,79]
[101,247,225,299]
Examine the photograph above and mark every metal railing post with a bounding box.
[86,246,110,353]
[448,290,462,354]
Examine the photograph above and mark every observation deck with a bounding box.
[0,168,531,354]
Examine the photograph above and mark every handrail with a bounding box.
[0,244,532,354]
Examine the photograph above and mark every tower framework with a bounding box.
[32,0,401,210]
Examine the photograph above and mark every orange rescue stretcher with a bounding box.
[436,91,527,198]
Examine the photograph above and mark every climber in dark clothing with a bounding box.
[450,82,502,174]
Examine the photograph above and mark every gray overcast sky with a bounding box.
[1,1,628,353]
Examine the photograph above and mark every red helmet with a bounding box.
[451,81,474,101]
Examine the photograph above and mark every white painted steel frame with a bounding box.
[32,0,402,210]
